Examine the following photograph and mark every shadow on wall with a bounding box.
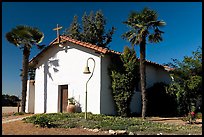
[44,58,59,113]
[146,82,178,117]
[38,45,72,113]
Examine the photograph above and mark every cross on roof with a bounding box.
[53,24,62,43]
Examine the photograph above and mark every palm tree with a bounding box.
[122,8,166,118]
[6,25,44,112]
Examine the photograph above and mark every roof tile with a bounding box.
[60,36,109,54]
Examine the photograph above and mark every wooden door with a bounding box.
[61,85,68,113]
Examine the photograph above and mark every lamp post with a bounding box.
[83,57,95,119]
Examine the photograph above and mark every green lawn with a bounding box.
[23,112,202,135]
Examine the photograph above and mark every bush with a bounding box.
[181,112,197,124]
[196,112,202,119]
[24,114,57,128]
[109,46,139,117]
[13,112,25,116]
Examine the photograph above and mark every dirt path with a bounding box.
[2,120,110,135]
[147,117,202,127]
[2,113,34,123]
[2,114,109,135]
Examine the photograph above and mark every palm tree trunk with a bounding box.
[140,40,147,119]
[21,47,30,112]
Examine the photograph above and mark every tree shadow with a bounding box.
[44,57,59,113]
[41,44,74,113]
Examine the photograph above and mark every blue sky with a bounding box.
[2,2,202,97]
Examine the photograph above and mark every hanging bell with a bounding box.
[83,66,91,74]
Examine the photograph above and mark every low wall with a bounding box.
[2,107,21,114]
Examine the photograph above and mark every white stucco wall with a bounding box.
[35,64,46,113]
[25,80,35,113]
[100,55,116,115]
[130,64,171,114]
[34,42,102,114]
[146,64,171,88]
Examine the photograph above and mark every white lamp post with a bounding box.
[83,57,95,119]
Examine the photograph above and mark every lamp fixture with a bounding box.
[83,57,95,119]
[83,66,91,74]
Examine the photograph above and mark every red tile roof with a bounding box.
[60,36,121,55]
[29,35,166,69]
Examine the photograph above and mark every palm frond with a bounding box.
[148,34,154,43]
[148,20,166,28]
[142,7,158,23]
[155,28,164,34]
[122,30,136,40]
[158,20,166,26]
[5,32,20,46]
[26,26,44,44]
[130,36,139,46]
[148,32,163,43]
[6,25,44,49]
[123,8,165,46]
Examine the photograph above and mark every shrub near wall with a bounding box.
[146,83,177,117]
[109,46,139,117]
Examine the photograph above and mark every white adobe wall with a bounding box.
[34,42,101,114]
[100,55,116,115]
[35,64,46,113]
[146,64,171,88]
[25,80,35,113]
[130,64,171,114]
